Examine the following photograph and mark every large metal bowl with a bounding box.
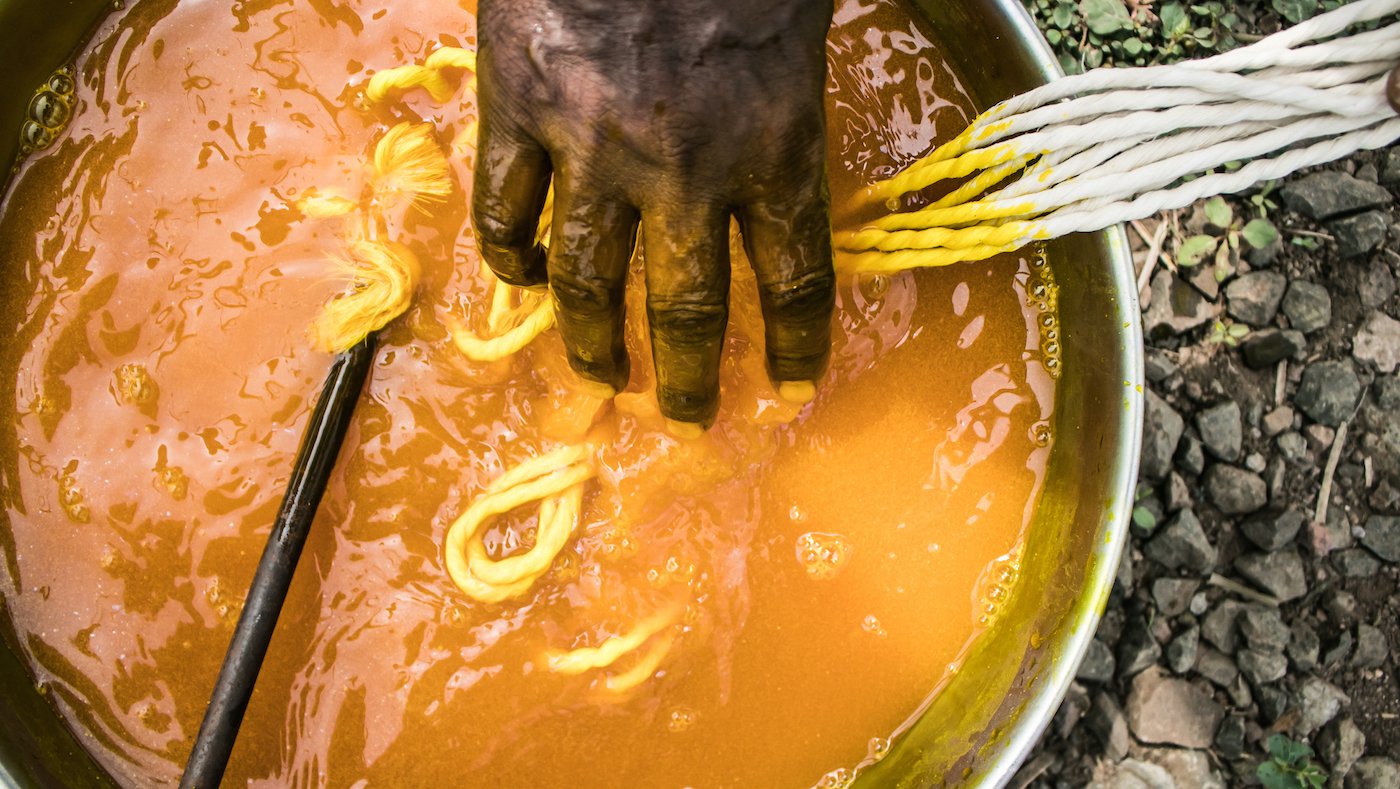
[0,0,1142,786]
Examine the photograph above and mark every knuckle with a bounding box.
[550,270,620,319]
[471,202,536,250]
[647,297,728,340]
[760,267,835,320]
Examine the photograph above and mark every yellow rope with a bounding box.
[545,606,679,677]
[365,46,477,106]
[313,239,422,352]
[449,281,556,362]
[443,445,595,604]
[371,122,454,209]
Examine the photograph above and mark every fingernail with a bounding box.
[778,380,817,405]
[1388,65,1400,115]
[664,419,705,440]
[575,378,617,400]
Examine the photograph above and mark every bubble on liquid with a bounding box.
[666,706,698,733]
[861,614,887,637]
[116,363,156,405]
[796,532,852,581]
[29,92,71,129]
[858,273,890,301]
[815,768,854,789]
[788,504,807,523]
[1029,422,1053,448]
[47,71,75,96]
[867,737,891,762]
[58,473,89,523]
[158,465,188,500]
[22,121,54,151]
[597,527,638,561]
[99,545,118,570]
[973,549,1022,627]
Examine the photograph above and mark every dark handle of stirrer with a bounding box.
[180,336,378,789]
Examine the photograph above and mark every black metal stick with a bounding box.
[180,336,377,789]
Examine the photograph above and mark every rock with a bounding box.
[1240,328,1305,369]
[1117,619,1163,679]
[1296,361,1363,426]
[1167,625,1200,674]
[1333,210,1390,259]
[1140,747,1226,789]
[1188,265,1221,301]
[1202,600,1246,654]
[1237,648,1287,686]
[1242,509,1306,551]
[1296,675,1350,735]
[1215,714,1247,759]
[1165,472,1192,513]
[1144,270,1220,340]
[1141,390,1185,482]
[1306,423,1336,450]
[1126,667,1223,748]
[1196,401,1242,461]
[1345,758,1400,789]
[1325,589,1360,629]
[1354,311,1400,374]
[1116,542,1136,596]
[1258,685,1290,725]
[1277,431,1308,462]
[1239,607,1289,652]
[1144,349,1178,382]
[1289,621,1320,672]
[1384,148,1400,186]
[1307,506,1355,557]
[1153,578,1200,617]
[1281,171,1392,221]
[1332,547,1380,578]
[1281,281,1332,334]
[1144,509,1218,572]
[1204,464,1267,515]
[1077,638,1116,683]
[1094,759,1175,789]
[1247,234,1283,268]
[1362,515,1400,562]
[1262,406,1294,437]
[1317,717,1366,778]
[1244,452,1266,473]
[1176,434,1206,476]
[1087,691,1131,761]
[1195,647,1239,688]
[1360,262,1398,309]
[1224,272,1287,326]
[1235,549,1308,601]
[1352,623,1389,669]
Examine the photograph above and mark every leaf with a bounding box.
[1204,196,1233,228]
[1292,236,1320,250]
[1242,218,1279,249]
[1132,506,1158,531]
[1082,0,1133,34]
[1273,0,1317,23]
[1176,234,1218,267]
[1053,3,1077,27]
[1160,2,1190,36]
[1123,37,1145,55]
[1257,760,1303,789]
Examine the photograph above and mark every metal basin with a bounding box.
[0,0,1142,785]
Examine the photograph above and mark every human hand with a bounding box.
[472,0,836,432]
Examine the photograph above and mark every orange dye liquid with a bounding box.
[0,0,1056,786]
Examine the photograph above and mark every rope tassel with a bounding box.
[839,0,1400,272]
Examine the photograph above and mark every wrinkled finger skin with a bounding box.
[473,0,837,427]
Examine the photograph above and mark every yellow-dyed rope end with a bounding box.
[546,606,680,692]
[364,46,477,106]
[312,239,421,353]
[372,122,453,209]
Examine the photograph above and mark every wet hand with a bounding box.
[472,0,836,431]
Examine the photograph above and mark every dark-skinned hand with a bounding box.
[473,0,836,433]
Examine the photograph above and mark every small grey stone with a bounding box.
[1176,434,1206,476]
[1194,646,1238,687]
[1164,472,1192,513]
[1384,147,1400,186]
[1228,674,1254,709]
[1376,373,1400,410]
[1201,600,1247,654]
[1087,691,1131,761]
[1296,675,1350,735]
[1333,210,1390,259]
[1077,638,1116,683]
[1262,406,1294,437]
[1237,648,1288,686]
[1332,547,1380,578]
[1144,509,1218,572]
[1277,431,1308,461]
[1235,548,1308,601]
[1352,623,1389,669]
[1126,667,1224,749]
[1357,162,1380,182]
[1308,505,1355,557]
[1145,349,1178,382]
[1244,452,1266,473]
[1204,464,1268,515]
[1141,389,1186,482]
[1296,360,1363,426]
[1167,625,1200,674]
[1196,401,1242,461]
[1281,281,1332,333]
[1240,328,1305,369]
[1145,270,1221,340]
[1325,589,1360,629]
[1239,607,1289,652]
[1247,234,1283,268]
[1345,757,1400,789]
[1306,423,1336,450]
[1188,591,1209,616]
[1188,264,1222,301]
[1215,715,1247,759]
[1354,311,1400,374]
[1258,685,1290,725]
[1117,619,1163,680]
[1324,630,1354,667]
[1152,577,1201,617]
[1116,541,1136,596]
[1281,171,1392,221]
[1317,717,1366,777]
[1225,271,1287,326]
[1100,759,1175,789]
[1289,620,1320,672]
[1362,515,1400,562]
[1242,509,1306,551]
[1360,263,1398,309]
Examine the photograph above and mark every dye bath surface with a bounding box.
[0,0,1057,786]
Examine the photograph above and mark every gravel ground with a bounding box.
[1010,5,1400,788]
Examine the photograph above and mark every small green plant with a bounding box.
[1131,482,1158,531]
[1257,734,1327,789]
[1292,235,1321,250]
[1026,0,1249,74]
[1250,180,1281,218]
[1175,196,1278,282]
[1209,318,1249,347]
